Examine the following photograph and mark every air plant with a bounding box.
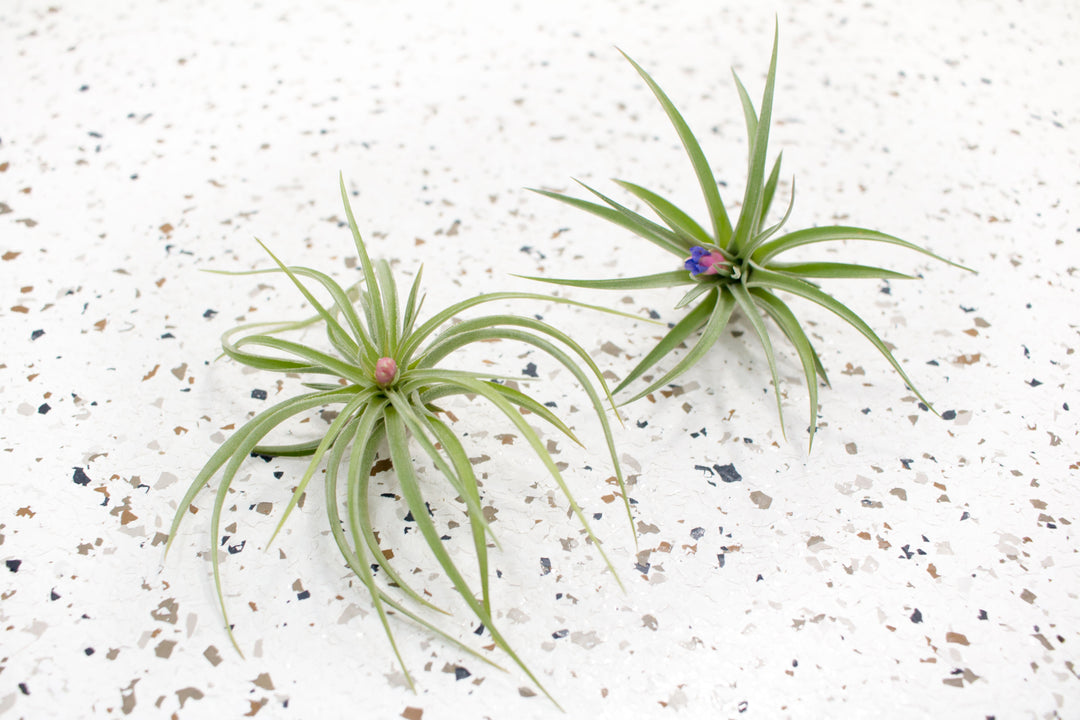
[526,24,973,446]
[165,175,636,704]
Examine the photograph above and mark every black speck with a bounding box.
[454,666,471,681]
[6,559,22,573]
[73,467,91,486]
[942,410,956,420]
[38,403,51,414]
[273,471,284,479]
[202,309,218,319]
[31,329,45,340]
[862,407,871,414]
[540,557,551,575]
[474,623,485,636]
[1064,403,1070,411]
[715,463,742,483]
[900,458,913,469]
[161,332,175,339]
[297,590,310,600]
[636,419,648,428]
[84,647,95,656]
[960,305,975,313]
[593,512,602,520]
[250,452,272,462]
[978,610,988,620]
[403,510,414,522]
[635,562,651,574]
[917,402,929,411]
[18,683,29,695]
[690,527,705,540]
[227,541,246,554]
[522,362,538,378]
[1027,378,1042,387]
[251,389,267,400]
[50,589,61,601]
[648,309,661,319]
[960,511,971,521]
[756,574,764,582]
[910,608,923,623]
[738,701,748,713]
[926,359,939,366]
[544,401,557,408]
[717,554,725,568]
[552,629,568,639]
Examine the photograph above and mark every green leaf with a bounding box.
[618,49,733,244]
[767,261,916,280]
[729,282,786,440]
[529,188,686,256]
[749,267,936,411]
[384,406,561,709]
[729,22,779,255]
[752,225,975,272]
[613,289,718,395]
[612,180,713,247]
[759,152,783,225]
[748,288,820,449]
[674,280,715,309]
[339,174,387,349]
[621,288,736,404]
[514,270,694,291]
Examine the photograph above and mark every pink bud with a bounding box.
[701,253,728,275]
[374,357,397,386]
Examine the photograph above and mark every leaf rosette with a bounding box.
[166,175,635,705]
[526,24,973,447]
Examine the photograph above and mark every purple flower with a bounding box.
[375,357,397,386]
[684,246,728,276]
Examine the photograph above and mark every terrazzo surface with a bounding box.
[2,1,1078,718]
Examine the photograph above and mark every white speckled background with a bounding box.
[2,1,1077,718]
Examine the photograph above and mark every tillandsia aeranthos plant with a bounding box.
[525,23,973,447]
[165,175,636,706]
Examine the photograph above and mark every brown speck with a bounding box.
[151,598,179,624]
[845,442,858,455]
[160,223,174,235]
[93,319,106,331]
[518,687,537,698]
[173,426,188,435]
[2,251,20,261]
[244,698,269,716]
[252,672,274,690]
[16,506,35,518]
[927,563,940,579]
[642,614,658,631]
[171,363,187,381]
[401,708,424,720]
[203,646,223,666]
[254,502,273,515]
[11,305,28,314]
[750,491,772,509]
[600,341,623,356]
[495,434,515,445]
[142,364,160,381]
[889,488,907,501]
[953,353,981,365]
[154,639,177,658]
[15,218,37,227]
[176,687,204,708]
[1020,588,1037,604]
[946,632,969,646]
